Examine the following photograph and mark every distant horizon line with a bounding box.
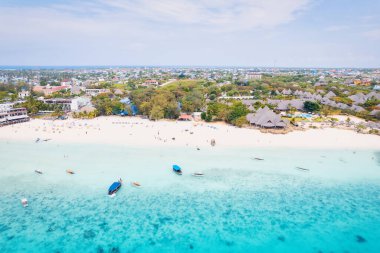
[0,65,379,70]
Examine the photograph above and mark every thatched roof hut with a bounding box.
[246,106,288,128]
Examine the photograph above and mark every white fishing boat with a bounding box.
[66,169,75,174]
[192,172,204,177]
[21,198,28,207]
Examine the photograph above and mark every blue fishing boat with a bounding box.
[172,165,182,175]
[108,179,122,195]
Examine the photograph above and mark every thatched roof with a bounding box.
[337,103,349,110]
[246,106,288,128]
[349,93,366,104]
[282,89,292,95]
[370,110,380,116]
[324,91,336,99]
[350,105,365,112]
[79,105,96,113]
[276,100,305,111]
[366,92,380,100]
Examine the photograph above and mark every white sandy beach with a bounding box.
[1,116,380,149]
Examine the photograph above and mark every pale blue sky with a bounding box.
[0,0,379,67]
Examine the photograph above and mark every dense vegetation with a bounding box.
[304,101,321,112]
[2,72,379,124]
[0,83,27,102]
[15,95,63,114]
[91,94,124,116]
[130,80,208,120]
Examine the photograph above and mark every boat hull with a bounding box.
[108,182,122,195]
[172,165,182,175]
[173,169,182,175]
[131,182,141,188]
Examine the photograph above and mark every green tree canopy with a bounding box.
[227,101,249,123]
[304,101,321,112]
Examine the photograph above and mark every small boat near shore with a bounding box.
[21,198,28,207]
[296,167,309,171]
[108,179,122,195]
[192,172,204,177]
[131,182,141,188]
[173,165,182,175]
[35,170,43,174]
[252,157,264,161]
[66,169,75,174]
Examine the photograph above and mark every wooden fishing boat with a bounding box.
[131,182,141,188]
[21,198,28,207]
[295,167,309,171]
[172,165,182,175]
[108,180,122,195]
[35,170,43,174]
[192,172,204,177]
[66,169,75,174]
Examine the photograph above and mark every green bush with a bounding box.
[233,116,248,127]
[304,101,320,112]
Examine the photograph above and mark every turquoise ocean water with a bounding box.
[0,141,380,253]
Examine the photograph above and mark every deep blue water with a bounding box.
[1,141,380,253]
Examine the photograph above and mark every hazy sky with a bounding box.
[0,0,379,67]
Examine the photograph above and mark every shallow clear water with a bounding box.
[1,141,380,253]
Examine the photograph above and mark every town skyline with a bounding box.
[0,65,380,70]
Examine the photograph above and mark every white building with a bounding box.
[85,88,110,97]
[70,97,91,112]
[246,73,262,80]
[0,76,7,83]
[61,80,71,86]
[0,107,29,127]
[192,112,203,121]
[141,79,159,86]
[18,90,30,99]
[0,103,14,112]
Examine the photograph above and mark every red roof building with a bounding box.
[178,114,193,121]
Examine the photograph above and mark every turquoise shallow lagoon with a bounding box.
[1,141,380,253]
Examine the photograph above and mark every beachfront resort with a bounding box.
[1,67,380,135]
[1,0,380,252]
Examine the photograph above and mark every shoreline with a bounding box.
[1,116,380,150]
